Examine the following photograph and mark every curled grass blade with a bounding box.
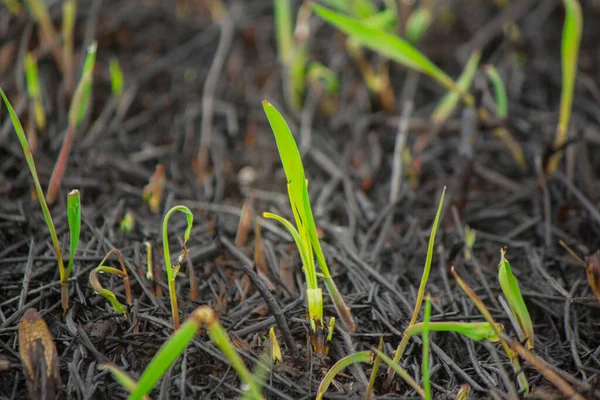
[498,247,534,349]
[162,205,194,330]
[312,4,472,105]
[0,88,67,313]
[548,0,582,175]
[89,249,132,316]
[66,189,81,278]
[316,351,373,400]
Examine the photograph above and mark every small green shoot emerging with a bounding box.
[0,88,68,314]
[498,247,534,349]
[119,306,262,400]
[23,0,64,71]
[422,297,431,400]
[62,0,77,95]
[387,187,445,383]
[450,266,529,394]
[119,211,135,232]
[109,57,124,99]
[24,52,46,130]
[262,100,355,344]
[484,65,508,119]
[89,249,132,316]
[162,205,194,330]
[66,189,81,279]
[365,337,383,400]
[316,351,373,400]
[312,4,473,106]
[405,6,433,44]
[548,0,582,175]
[46,42,97,204]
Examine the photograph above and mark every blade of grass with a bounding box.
[312,4,473,105]
[405,7,433,44]
[109,57,124,99]
[1,88,67,313]
[62,0,76,95]
[548,0,582,175]
[484,65,508,119]
[404,321,502,342]
[46,42,97,204]
[422,297,431,400]
[316,351,373,400]
[97,364,150,400]
[89,249,132,316]
[387,187,445,384]
[365,337,383,400]
[129,307,261,400]
[24,52,46,130]
[66,189,80,278]
[162,205,194,330]
[274,0,293,65]
[498,247,534,349]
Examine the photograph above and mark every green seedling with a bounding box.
[422,297,431,400]
[89,249,132,316]
[274,0,310,111]
[404,321,501,342]
[306,61,340,97]
[0,89,71,315]
[24,52,46,131]
[431,52,480,125]
[62,0,76,95]
[66,189,80,279]
[46,42,97,204]
[262,101,355,344]
[498,247,534,349]
[548,0,582,175]
[405,6,433,44]
[365,337,383,400]
[374,348,426,398]
[23,0,63,71]
[102,306,262,400]
[313,4,473,106]
[119,211,135,232]
[450,266,529,394]
[162,205,194,330]
[386,187,445,383]
[316,350,373,400]
[109,57,124,99]
[482,65,526,171]
[145,241,154,280]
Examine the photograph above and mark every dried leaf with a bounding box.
[18,308,62,400]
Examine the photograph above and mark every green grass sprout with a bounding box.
[46,42,97,204]
[145,241,154,280]
[375,348,426,398]
[162,205,194,330]
[405,6,433,44]
[312,4,473,106]
[306,61,340,95]
[431,51,480,125]
[450,265,529,394]
[386,187,445,383]
[89,248,133,316]
[124,306,262,400]
[262,100,355,340]
[274,0,293,66]
[422,297,431,400]
[62,0,76,95]
[484,65,507,119]
[365,337,383,400]
[548,0,582,175]
[498,247,534,349]
[109,57,124,99]
[66,189,81,279]
[1,88,68,314]
[482,64,526,171]
[316,350,373,400]
[24,52,46,130]
[119,211,135,232]
[23,0,64,71]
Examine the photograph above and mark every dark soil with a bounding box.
[1,1,600,399]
